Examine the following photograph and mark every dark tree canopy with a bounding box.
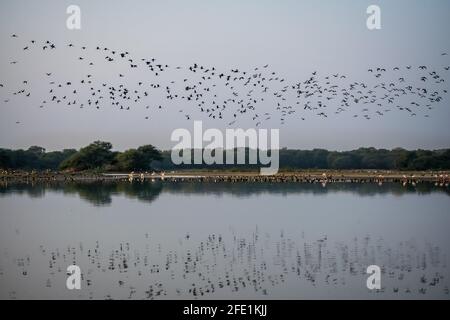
[0,143,449,171]
[59,141,115,171]
[0,146,76,170]
[153,147,450,171]
[115,145,163,171]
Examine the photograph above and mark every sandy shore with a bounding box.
[1,169,449,184]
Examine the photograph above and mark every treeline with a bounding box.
[0,146,77,170]
[157,147,450,171]
[1,142,450,171]
[0,141,162,171]
[281,148,450,170]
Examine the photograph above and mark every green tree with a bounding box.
[59,141,114,171]
[40,149,77,169]
[0,149,13,168]
[115,144,162,171]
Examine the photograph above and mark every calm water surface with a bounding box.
[0,181,449,299]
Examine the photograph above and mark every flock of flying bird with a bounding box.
[1,34,449,126]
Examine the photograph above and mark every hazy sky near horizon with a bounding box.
[0,0,449,151]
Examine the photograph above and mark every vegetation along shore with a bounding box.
[1,141,449,184]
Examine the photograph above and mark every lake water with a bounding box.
[0,181,449,299]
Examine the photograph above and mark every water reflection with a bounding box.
[2,230,449,299]
[0,181,449,206]
[0,180,449,299]
[0,181,164,206]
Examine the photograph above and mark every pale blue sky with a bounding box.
[0,0,449,151]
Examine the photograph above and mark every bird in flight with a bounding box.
[1,35,448,127]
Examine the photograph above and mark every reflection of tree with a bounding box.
[62,183,117,206]
[161,181,450,197]
[0,181,163,206]
[0,183,46,198]
[0,181,448,205]
[117,181,163,204]
[60,181,163,206]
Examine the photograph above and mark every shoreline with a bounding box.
[1,169,449,184]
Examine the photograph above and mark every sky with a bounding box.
[0,0,449,151]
